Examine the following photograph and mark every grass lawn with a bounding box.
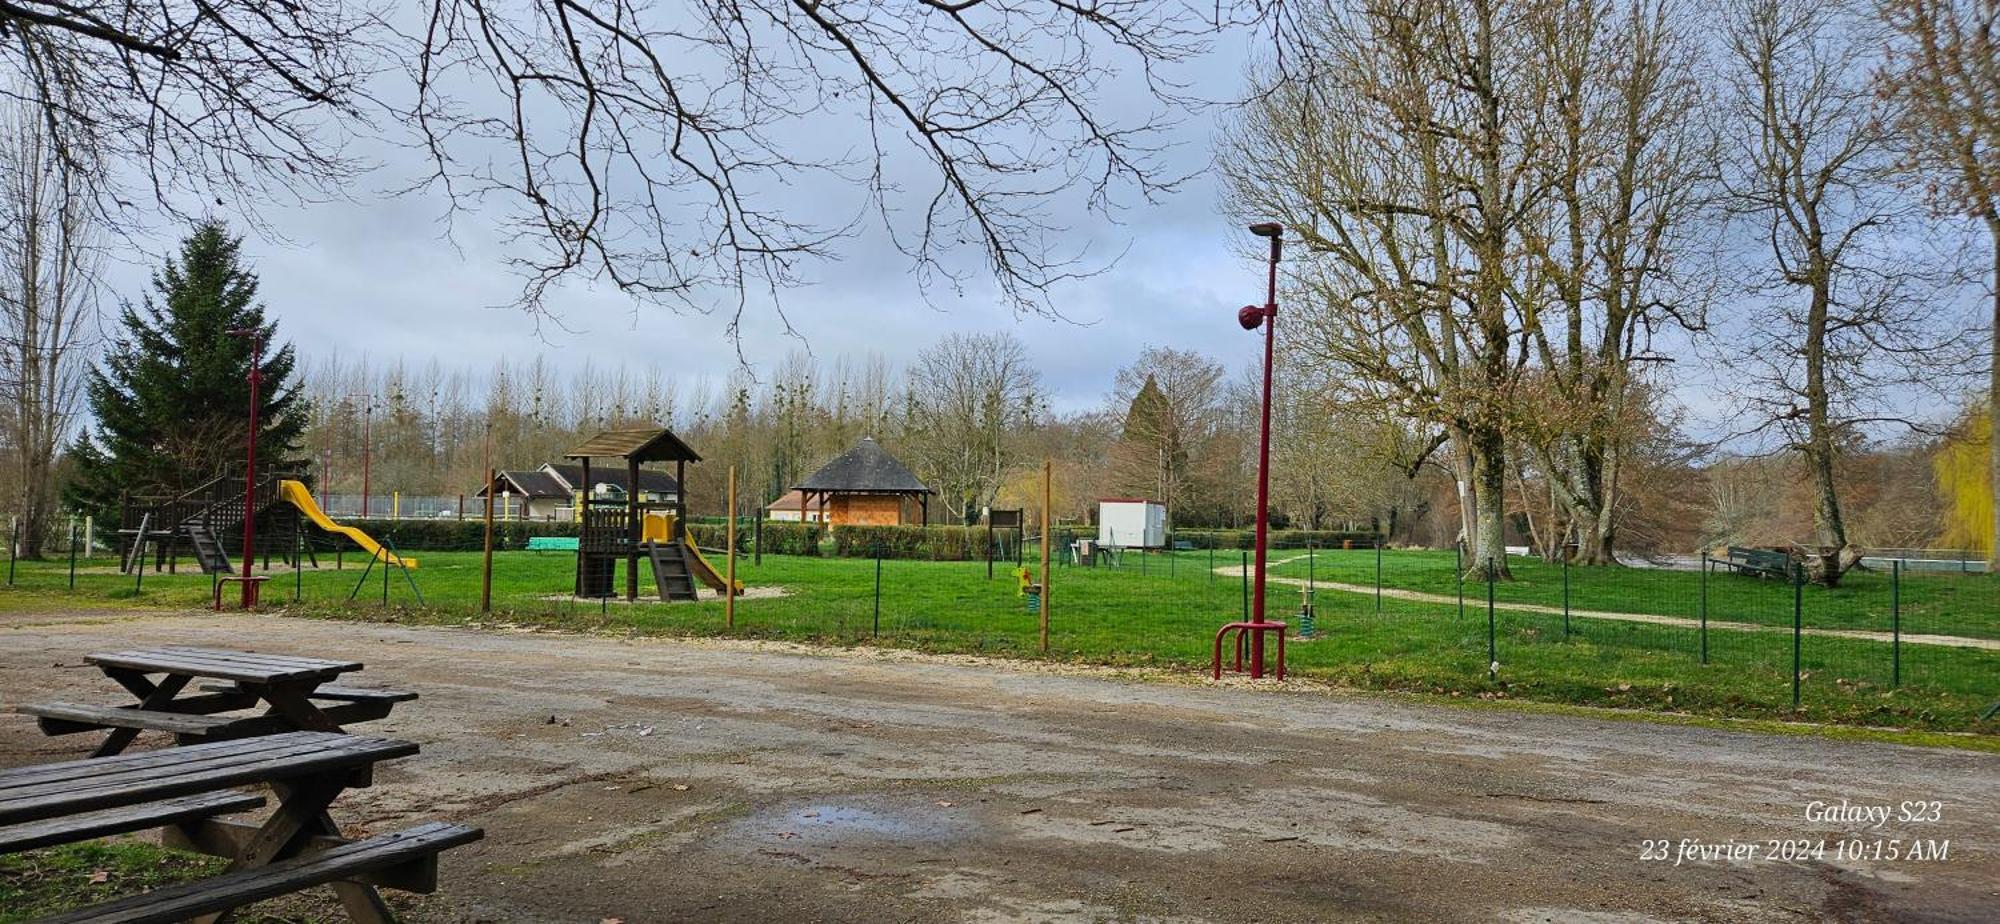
[0,546,1993,733]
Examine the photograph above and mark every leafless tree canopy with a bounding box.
[0,1,1259,332]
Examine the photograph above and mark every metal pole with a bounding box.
[1561,552,1570,637]
[1241,550,1250,621]
[1374,534,1383,614]
[1486,563,1497,680]
[1040,459,1052,653]
[754,512,763,567]
[233,330,264,609]
[1456,542,1464,619]
[481,467,496,614]
[1891,559,1901,688]
[726,465,737,630]
[1247,224,1282,680]
[872,540,883,638]
[1699,555,1709,664]
[1792,563,1803,710]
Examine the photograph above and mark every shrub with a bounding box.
[830,524,998,560]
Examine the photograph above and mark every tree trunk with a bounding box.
[1803,257,1847,584]
[1469,422,1512,579]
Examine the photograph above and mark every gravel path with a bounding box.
[2,609,1993,923]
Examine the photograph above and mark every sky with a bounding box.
[90,11,1275,419]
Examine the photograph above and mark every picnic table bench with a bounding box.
[0,731,480,923]
[15,647,414,757]
[1718,545,1793,580]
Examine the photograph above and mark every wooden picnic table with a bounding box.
[20,646,413,758]
[0,731,479,923]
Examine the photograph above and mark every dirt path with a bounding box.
[1223,557,2000,652]
[2,610,1993,923]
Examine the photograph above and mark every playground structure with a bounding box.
[118,467,415,577]
[566,426,743,602]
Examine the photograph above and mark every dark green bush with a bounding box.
[830,524,998,560]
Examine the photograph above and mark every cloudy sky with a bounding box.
[91,12,1274,418]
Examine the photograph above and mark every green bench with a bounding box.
[1720,545,1792,579]
[525,536,579,553]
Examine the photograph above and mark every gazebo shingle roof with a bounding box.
[563,426,701,463]
[795,437,931,495]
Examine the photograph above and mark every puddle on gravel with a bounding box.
[730,797,975,847]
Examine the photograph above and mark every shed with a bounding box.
[792,437,932,527]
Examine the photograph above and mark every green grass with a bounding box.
[1,546,1994,734]
[0,841,229,923]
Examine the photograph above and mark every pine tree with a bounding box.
[64,221,303,534]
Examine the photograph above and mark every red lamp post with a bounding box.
[1212,221,1288,681]
[229,327,265,609]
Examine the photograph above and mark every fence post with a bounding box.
[1561,552,1571,638]
[872,540,883,639]
[1891,559,1901,688]
[68,524,79,590]
[1699,555,1709,665]
[1039,458,1052,653]
[1486,563,1497,680]
[1374,536,1383,614]
[754,514,763,567]
[1456,543,1464,620]
[1308,541,1315,592]
[7,519,16,586]
[1800,564,1816,708]
[1240,550,1250,621]
[1209,544,1215,583]
[725,466,737,631]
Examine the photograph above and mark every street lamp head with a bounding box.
[1237,305,1265,331]
[1247,222,1283,239]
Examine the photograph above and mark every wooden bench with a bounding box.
[1719,545,1792,579]
[32,822,482,924]
[525,536,579,552]
[200,681,418,705]
[18,699,402,745]
[0,732,480,924]
[0,792,264,854]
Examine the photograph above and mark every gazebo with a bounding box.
[793,437,932,527]
[565,426,702,600]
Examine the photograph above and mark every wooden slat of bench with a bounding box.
[85,650,354,685]
[0,733,417,826]
[200,682,417,704]
[19,703,238,737]
[151,647,364,673]
[0,792,265,853]
[26,822,484,924]
[165,819,447,893]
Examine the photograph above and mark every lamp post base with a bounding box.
[1211,620,1288,681]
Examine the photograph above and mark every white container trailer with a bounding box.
[1097,499,1167,548]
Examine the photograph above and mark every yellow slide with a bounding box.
[276,480,418,569]
[679,536,744,596]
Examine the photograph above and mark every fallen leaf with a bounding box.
[935,800,956,808]
[672,784,690,792]
[88,870,110,884]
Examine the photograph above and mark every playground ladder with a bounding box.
[643,542,700,602]
[184,524,234,574]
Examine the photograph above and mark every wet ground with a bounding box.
[1,609,1994,923]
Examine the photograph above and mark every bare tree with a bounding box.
[1874,0,2000,567]
[1513,0,1711,565]
[902,331,1044,522]
[1719,0,1975,581]
[0,99,96,558]
[1224,0,1557,577]
[1,2,1256,334]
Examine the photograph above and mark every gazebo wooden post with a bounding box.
[800,489,808,525]
[626,456,640,601]
[920,493,928,526]
[675,459,687,539]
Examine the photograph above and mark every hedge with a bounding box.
[686,521,821,557]
[829,524,997,560]
[1154,529,1382,550]
[313,518,579,553]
